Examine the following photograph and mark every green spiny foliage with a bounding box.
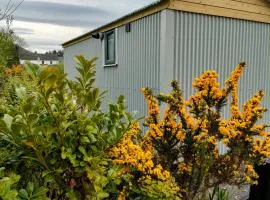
[208,187,229,200]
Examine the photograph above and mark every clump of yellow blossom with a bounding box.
[192,70,223,101]
[224,62,246,106]
[178,162,192,174]
[108,62,270,199]
[242,90,267,123]
[4,65,24,76]
[223,62,246,120]
[108,123,170,180]
[149,124,164,138]
[245,163,259,185]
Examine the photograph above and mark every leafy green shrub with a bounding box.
[18,182,48,200]
[0,55,133,199]
[0,167,48,200]
[2,56,266,199]
[0,29,19,67]
[0,167,20,200]
[140,178,181,199]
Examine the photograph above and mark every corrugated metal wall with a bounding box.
[98,12,161,116]
[171,10,270,123]
[64,39,102,80]
[64,12,161,116]
[64,9,270,136]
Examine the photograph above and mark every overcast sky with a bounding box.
[0,0,154,52]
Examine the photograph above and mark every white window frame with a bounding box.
[103,28,118,67]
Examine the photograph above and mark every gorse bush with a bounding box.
[4,64,24,76]
[0,57,269,200]
[108,63,270,199]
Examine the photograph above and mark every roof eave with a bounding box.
[62,0,170,48]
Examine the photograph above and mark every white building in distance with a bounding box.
[18,47,60,65]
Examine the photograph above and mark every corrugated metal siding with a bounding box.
[64,39,102,79]
[64,10,270,150]
[171,10,270,153]
[172,10,270,122]
[64,12,161,116]
[96,12,161,116]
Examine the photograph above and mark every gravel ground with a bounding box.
[221,185,250,200]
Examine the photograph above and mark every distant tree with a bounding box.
[0,0,25,67]
[57,49,63,57]
[0,28,19,67]
[44,49,63,57]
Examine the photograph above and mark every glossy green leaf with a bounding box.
[0,167,5,178]
[18,189,29,199]
[26,182,34,195]
[3,114,13,130]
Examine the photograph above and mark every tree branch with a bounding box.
[0,0,24,22]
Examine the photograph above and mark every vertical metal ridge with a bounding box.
[64,12,162,116]
[102,12,161,116]
[170,10,270,153]
[64,10,270,155]
[172,10,270,121]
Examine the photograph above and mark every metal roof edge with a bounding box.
[62,0,169,48]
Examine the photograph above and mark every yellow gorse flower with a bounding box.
[108,123,170,180]
[4,65,24,76]
[108,62,269,198]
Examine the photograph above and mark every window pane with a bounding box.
[107,35,115,61]
[105,30,115,65]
